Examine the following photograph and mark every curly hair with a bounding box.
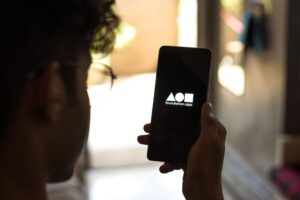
[0,0,120,135]
[2,0,119,60]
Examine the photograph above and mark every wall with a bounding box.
[215,0,287,177]
[110,0,178,75]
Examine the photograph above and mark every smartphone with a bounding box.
[147,46,211,163]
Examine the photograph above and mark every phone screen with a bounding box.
[147,46,211,163]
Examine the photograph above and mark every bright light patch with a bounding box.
[177,0,197,47]
[114,23,137,49]
[218,56,245,96]
[226,41,244,54]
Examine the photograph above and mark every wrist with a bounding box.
[184,178,224,200]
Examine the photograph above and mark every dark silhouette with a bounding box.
[0,1,226,200]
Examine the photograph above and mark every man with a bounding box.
[0,1,226,200]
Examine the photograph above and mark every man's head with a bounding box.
[0,0,119,182]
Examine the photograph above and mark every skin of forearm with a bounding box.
[184,178,224,200]
[186,187,224,200]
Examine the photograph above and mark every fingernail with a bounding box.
[207,102,214,117]
[207,102,213,111]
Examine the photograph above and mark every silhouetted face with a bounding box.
[0,0,119,185]
[45,50,91,182]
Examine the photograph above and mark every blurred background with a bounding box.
[47,0,300,199]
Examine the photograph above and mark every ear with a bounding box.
[30,62,67,124]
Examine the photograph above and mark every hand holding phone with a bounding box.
[138,103,226,199]
[147,46,211,163]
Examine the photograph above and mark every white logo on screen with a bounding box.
[165,93,194,107]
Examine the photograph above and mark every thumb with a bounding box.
[200,102,217,137]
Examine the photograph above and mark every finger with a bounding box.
[159,163,185,174]
[201,102,218,137]
[143,124,151,133]
[137,135,149,145]
[159,163,174,173]
[216,120,227,142]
